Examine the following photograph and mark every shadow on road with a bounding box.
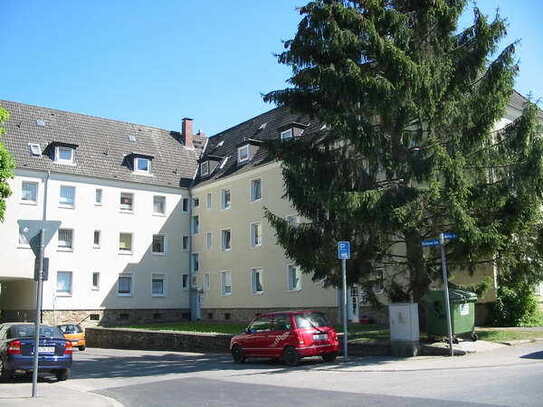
[520,351,543,360]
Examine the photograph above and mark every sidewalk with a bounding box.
[0,380,121,407]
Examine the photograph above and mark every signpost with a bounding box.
[337,241,350,361]
[421,232,457,356]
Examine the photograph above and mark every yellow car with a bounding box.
[57,324,86,351]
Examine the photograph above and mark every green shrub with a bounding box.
[491,282,543,327]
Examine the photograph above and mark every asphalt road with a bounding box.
[61,342,543,407]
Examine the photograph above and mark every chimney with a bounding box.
[182,117,193,149]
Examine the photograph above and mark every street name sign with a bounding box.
[337,241,351,260]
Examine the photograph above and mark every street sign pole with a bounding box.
[341,257,348,361]
[439,233,454,357]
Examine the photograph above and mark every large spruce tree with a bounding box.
[264,0,543,302]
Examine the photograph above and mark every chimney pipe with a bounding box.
[182,118,193,149]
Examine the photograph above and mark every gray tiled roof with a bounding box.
[0,100,204,188]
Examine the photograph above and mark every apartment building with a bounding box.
[0,100,203,325]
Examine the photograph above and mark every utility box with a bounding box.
[388,303,421,357]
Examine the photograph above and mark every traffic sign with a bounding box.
[421,239,440,247]
[34,257,49,281]
[18,220,62,257]
[337,241,350,260]
[443,233,457,240]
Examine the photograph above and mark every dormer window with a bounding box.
[201,161,210,177]
[280,129,293,140]
[134,157,151,174]
[55,146,75,165]
[238,144,250,163]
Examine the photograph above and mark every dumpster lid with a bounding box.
[422,288,477,303]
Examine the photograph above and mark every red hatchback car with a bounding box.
[230,310,340,366]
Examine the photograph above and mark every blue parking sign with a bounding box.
[337,241,350,260]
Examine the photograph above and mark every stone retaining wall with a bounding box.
[86,327,232,353]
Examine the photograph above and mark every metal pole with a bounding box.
[32,171,49,397]
[439,233,454,357]
[342,258,348,361]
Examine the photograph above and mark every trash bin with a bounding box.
[422,289,478,342]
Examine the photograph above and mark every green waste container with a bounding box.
[422,289,478,342]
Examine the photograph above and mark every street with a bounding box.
[3,342,539,407]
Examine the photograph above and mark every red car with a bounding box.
[230,310,339,366]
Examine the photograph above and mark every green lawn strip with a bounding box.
[119,322,247,335]
[475,329,543,343]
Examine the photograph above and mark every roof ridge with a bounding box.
[0,99,178,134]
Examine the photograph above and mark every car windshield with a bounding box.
[58,325,82,334]
[295,312,330,329]
[8,325,64,339]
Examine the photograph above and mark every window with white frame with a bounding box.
[287,265,302,291]
[153,195,166,215]
[221,189,231,210]
[119,233,133,253]
[221,229,231,251]
[182,235,190,251]
[200,161,210,176]
[191,253,199,273]
[220,271,232,296]
[152,234,166,255]
[134,157,151,174]
[280,129,293,140]
[182,198,190,212]
[286,215,301,227]
[56,271,73,295]
[118,275,133,296]
[250,179,262,201]
[151,274,166,296]
[21,181,38,203]
[206,232,213,249]
[250,222,262,248]
[55,146,75,164]
[250,268,263,295]
[18,226,30,247]
[59,185,75,207]
[92,272,100,290]
[120,192,134,212]
[193,197,199,208]
[192,215,200,234]
[237,145,250,163]
[206,192,212,209]
[58,229,74,250]
[182,274,189,290]
[93,230,101,248]
[204,273,211,292]
[95,188,103,205]
[373,268,384,294]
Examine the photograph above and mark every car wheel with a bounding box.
[55,368,70,382]
[0,358,13,381]
[282,346,300,367]
[78,346,86,351]
[321,352,338,363]
[231,345,245,364]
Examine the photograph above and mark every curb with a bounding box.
[499,338,543,346]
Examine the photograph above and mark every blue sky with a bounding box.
[1,1,541,136]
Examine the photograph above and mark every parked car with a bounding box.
[230,310,339,366]
[57,324,86,351]
[0,323,72,381]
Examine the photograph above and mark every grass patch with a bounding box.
[475,329,543,343]
[341,324,390,343]
[119,322,247,335]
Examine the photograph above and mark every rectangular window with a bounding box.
[201,161,210,176]
[193,197,199,208]
[237,145,250,163]
[59,185,75,207]
[221,271,232,296]
[204,273,210,292]
[18,226,30,247]
[182,235,190,250]
[286,215,301,227]
[373,268,385,294]
[250,223,262,248]
[120,192,134,212]
[280,129,293,140]
[92,272,100,290]
[192,215,200,234]
[251,268,263,295]
[221,229,231,251]
[287,265,302,291]
[134,157,151,174]
[152,234,166,254]
[93,230,101,248]
[151,274,166,296]
[58,229,74,250]
[21,181,38,203]
[206,192,212,209]
[55,146,74,164]
[182,198,189,212]
[118,275,133,296]
[153,195,166,215]
[250,179,262,201]
[221,189,231,210]
[206,232,213,249]
[56,271,73,295]
[182,274,189,289]
[119,233,133,253]
[95,188,103,205]
[191,253,199,273]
